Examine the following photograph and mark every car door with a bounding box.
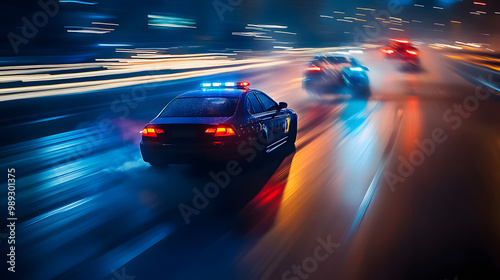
[246,92,274,145]
[255,92,289,147]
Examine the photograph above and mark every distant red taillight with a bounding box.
[205,125,236,137]
[394,39,409,44]
[307,65,322,71]
[142,127,164,137]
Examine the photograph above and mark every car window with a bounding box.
[319,57,349,64]
[246,96,256,114]
[159,97,238,117]
[350,58,361,66]
[247,94,264,114]
[256,93,277,112]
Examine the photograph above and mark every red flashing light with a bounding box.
[142,127,164,137]
[473,2,486,6]
[406,50,418,55]
[237,81,250,87]
[307,65,322,71]
[382,49,395,54]
[206,125,236,137]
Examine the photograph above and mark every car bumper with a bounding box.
[140,141,243,164]
[304,78,346,91]
[345,77,369,87]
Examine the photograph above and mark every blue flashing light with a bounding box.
[350,67,364,71]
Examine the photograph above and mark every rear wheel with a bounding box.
[250,131,268,161]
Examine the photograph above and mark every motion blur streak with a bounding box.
[22,196,96,227]
[2,11,500,279]
[0,59,289,102]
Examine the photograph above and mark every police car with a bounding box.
[140,81,298,166]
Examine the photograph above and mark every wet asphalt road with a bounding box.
[1,48,500,280]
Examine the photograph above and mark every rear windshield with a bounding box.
[159,97,238,117]
[316,57,350,64]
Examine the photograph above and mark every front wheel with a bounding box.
[285,117,298,151]
[290,117,298,142]
[353,85,371,99]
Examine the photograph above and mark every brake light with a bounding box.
[142,127,164,137]
[406,50,418,55]
[307,65,322,71]
[395,39,409,44]
[205,125,236,137]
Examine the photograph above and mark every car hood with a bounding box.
[150,116,230,125]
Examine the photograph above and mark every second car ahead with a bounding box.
[140,81,298,167]
[381,39,421,69]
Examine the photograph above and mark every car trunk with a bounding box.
[146,117,230,144]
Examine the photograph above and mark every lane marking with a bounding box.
[346,103,404,241]
[22,196,96,227]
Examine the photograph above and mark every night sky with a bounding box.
[1,0,499,52]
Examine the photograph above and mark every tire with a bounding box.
[287,117,298,146]
[252,131,268,160]
[353,85,371,99]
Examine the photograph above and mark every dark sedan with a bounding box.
[381,39,421,69]
[303,54,370,97]
[140,81,298,166]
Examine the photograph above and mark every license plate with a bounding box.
[172,130,196,137]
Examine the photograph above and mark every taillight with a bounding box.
[406,50,418,55]
[142,127,164,137]
[205,125,236,137]
[307,65,322,71]
[394,39,409,44]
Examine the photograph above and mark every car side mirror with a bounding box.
[279,102,288,109]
